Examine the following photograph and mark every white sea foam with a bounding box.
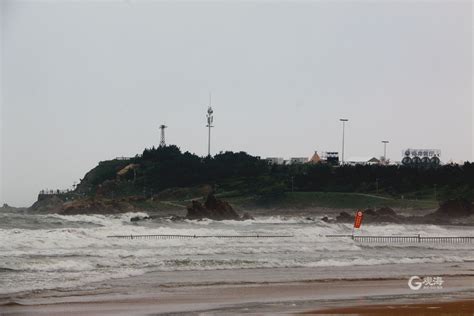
[1,212,473,295]
[45,212,150,226]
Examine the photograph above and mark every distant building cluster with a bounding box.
[266,151,386,166]
[39,189,73,196]
[266,151,341,166]
[345,157,381,166]
[266,148,444,167]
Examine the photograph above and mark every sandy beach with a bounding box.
[304,300,474,315]
[1,263,473,315]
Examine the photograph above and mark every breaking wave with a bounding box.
[0,211,473,295]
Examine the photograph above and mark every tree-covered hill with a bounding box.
[74,145,474,202]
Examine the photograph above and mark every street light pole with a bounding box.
[206,95,214,157]
[340,119,349,164]
[382,140,389,164]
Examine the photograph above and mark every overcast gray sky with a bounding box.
[1,0,473,206]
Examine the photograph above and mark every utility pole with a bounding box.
[206,93,214,157]
[159,124,167,147]
[339,119,349,164]
[382,140,389,164]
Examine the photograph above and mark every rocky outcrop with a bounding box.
[376,207,398,217]
[31,195,66,213]
[335,211,353,223]
[333,199,474,225]
[185,194,253,221]
[30,195,137,214]
[61,198,136,215]
[130,215,151,222]
[426,199,473,219]
[334,207,407,224]
[241,212,255,221]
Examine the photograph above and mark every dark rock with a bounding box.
[61,198,135,215]
[169,215,185,221]
[428,199,473,219]
[336,208,403,224]
[186,194,243,221]
[372,214,402,224]
[186,200,207,220]
[130,215,150,222]
[336,211,352,223]
[363,209,377,216]
[30,195,65,213]
[376,207,397,217]
[321,216,336,223]
[127,195,147,202]
[241,212,255,221]
[332,199,473,225]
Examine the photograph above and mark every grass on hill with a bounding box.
[227,191,439,210]
[124,188,439,212]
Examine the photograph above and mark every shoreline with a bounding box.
[1,277,473,315]
[1,263,473,315]
[302,299,474,315]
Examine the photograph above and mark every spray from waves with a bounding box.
[0,211,151,230]
[1,212,473,295]
[183,216,324,226]
[45,212,150,226]
[0,267,146,295]
[103,254,473,272]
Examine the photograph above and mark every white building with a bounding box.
[266,157,284,165]
[289,157,308,164]
[345,157,380,166]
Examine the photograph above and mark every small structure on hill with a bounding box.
[309,151,321,164]
[266,157,285,165]
[116,164,139,182]
[346,157,380,166]
[290,157,308,164]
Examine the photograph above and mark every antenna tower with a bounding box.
[206,93,214,156]
[159,124,167,147]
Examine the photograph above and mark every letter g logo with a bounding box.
[408,276,423,290]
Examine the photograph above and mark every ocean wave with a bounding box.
[46,212,150,226]
[0,267,146,295]
[1,214,473,296]
[183,216,329,226]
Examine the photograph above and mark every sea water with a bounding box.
[0,208,473,295]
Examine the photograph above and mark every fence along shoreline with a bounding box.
[326,234,474,243]
[107,234,294,239]
[107,234,474,243]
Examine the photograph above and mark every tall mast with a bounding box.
[206,93,214,156]
[159,124,167,147]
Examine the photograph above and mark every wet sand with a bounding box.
[1,263,473,315]
[1,277,473,315]
[303,299,474,315]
